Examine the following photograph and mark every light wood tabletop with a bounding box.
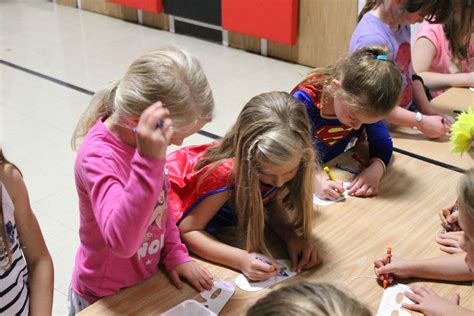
[78,152,472,315]
[390,87,473,171]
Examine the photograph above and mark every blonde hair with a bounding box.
[299,45,403,117]
[246,282,372,316]
[196,91,318,255]
[459,169,474,221]
[71,46,215,149]
[358,0,452,23]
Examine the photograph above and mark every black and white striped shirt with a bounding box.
[0,183,29,315]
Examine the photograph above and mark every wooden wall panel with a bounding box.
[228,32,260,54]
[55,0,77,7]
[268,0,358,68]
[142,12,169,30]
[81,0,138,23]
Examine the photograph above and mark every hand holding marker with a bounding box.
[256,257,289,277]
[324,166,345,195]
[132,118,165,134]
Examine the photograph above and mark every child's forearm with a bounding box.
[182,230,248,271]
[386,106,419,128]
[406,253,473,281]
[419,71,474,91]
[412,79,438,115]
[28,255,54,315]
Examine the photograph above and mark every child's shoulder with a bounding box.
[0,162,25,203]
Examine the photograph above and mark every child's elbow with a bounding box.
[104,235,140,258]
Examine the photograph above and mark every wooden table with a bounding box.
[78,152,472,315]
[390,87,473,171]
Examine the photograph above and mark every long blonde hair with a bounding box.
[246,282,372,316]
[459,169,474,221]
[298,45,403,117]
[358,0,452,23]
[71,46,215,149]
[196,92,318,255]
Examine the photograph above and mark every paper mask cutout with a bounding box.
[235,259,296,292]
[198,279,235,314]
[162,280,234,316]
[161,300,217,316]
[376,284,414,316]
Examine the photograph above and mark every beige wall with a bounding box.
[55,0,77,7]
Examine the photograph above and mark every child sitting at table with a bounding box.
[374,169,474,316]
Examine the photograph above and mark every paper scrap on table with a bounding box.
[235,259,296,292]
[313,182,350,206]
[469,87,474,92]
[162,280,234,316]
[376,284,414,316]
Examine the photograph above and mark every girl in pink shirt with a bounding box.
[68,46,215,314]
[413,0,473,96]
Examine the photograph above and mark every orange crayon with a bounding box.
[383,247,392,289]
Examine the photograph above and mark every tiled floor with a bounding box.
[1,0,312,314]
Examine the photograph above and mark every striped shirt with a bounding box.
[0,182,30,315]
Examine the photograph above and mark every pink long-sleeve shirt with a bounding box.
[71,119,192,303]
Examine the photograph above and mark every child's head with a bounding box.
[305,45,402,130]
[458,169,474,271]
[72,46,215,149]
[246,282,371,316]
[198,91,317,255]
[444,0,473,62]
[358,0,452,24]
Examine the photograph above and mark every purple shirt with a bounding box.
[350,13,413,109]
[72,119,192,303]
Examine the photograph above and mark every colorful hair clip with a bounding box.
[376,55,388,61]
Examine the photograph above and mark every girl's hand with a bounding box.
[436,231,464,254]
[136,101,174,159]
[347,161,383,197]
[286,236,322,273]
[439,204,460,232]
[315,176,345,201]
[169,261,214,292]
[403,286,461,316]
[239,253,280,281]
[419,115,450,139]
[374,255,412,285]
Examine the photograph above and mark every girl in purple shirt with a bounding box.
[351,0,452,139]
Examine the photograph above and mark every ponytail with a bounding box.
[71,80,119,150]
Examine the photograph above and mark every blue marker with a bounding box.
[256,257,288,277]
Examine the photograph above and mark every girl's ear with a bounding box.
[330,79,342,90]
